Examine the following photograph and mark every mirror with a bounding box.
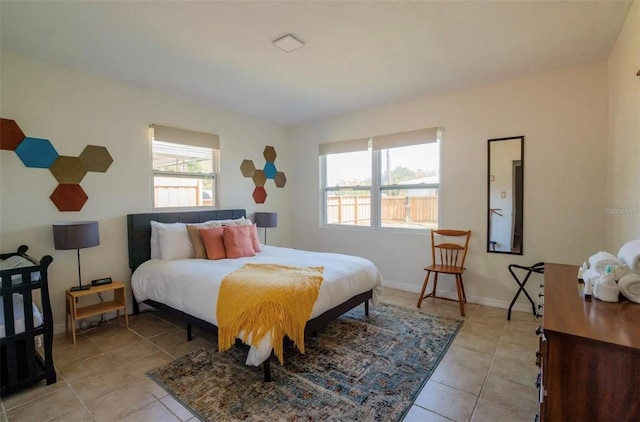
[487,136,523,255]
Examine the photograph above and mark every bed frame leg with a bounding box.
[187,323,192,341]
[263,359,272,382]
[365,299,369,316]
[132,299,140,315]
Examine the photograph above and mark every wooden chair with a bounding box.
[417,229,471,316]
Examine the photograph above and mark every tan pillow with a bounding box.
[186,222,219,258]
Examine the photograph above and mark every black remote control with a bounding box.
[91,277,112,286]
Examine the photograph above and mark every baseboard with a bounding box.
[382,279,538,315]
[54,322,66,335]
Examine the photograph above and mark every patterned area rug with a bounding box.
[147,303,462,421]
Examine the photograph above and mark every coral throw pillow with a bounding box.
[223,225,256,259]
[199,227,226,260]
[250,223,261,253]
[187,222,218,259]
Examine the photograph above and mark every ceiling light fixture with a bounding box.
[272,33,305,53]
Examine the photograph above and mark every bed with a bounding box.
[127,210,383,381]
[0,245,56,396]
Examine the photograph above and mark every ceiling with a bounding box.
[0,1,632,125]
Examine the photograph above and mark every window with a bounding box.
[320,128,440,230]
[325,149,372,226]
[151,124,220,208]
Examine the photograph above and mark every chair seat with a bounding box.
[424,264,465,274]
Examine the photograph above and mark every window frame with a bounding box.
[320,149,373,228]
[150,125,220,210]
[320,129,441,231]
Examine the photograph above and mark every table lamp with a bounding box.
[52,221,100,291]
[254,212,277,245]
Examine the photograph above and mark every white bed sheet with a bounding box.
[132,245,383,365]
[0,294,43,338]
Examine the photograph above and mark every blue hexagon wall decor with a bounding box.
[263,162,277,179]
[15,137,59,168]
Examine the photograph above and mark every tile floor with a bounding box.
[0,287,539,421]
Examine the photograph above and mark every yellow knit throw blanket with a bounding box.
[217,263,324,364]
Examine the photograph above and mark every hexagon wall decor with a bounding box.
[50,156,88,184]
[252,169,267,187]
[15,138,59,168]
[263,146,276,162]
[274,171,287,188]
[240,159,256,177]
[1,117,113,211]
[263,162,277,179]
[50,184,89,212]
[252,187,267,204]
[241,145,286,203]
[0,119,26,150]
[79,145,113,172]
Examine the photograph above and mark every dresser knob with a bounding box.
[538,304,544,309]
[536,313,543,319]
[538,292,544,298]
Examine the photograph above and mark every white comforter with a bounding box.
[132,245,383,365]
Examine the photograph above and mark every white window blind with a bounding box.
[318,137,370,155]
[151,124,220,150]
[372,127,439,150]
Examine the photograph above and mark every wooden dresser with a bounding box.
[538,263,640,421]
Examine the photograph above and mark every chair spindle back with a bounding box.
[431,229,471,268]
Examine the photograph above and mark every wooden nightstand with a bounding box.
[65,281,129,344]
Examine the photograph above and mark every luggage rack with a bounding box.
[507,262,544,320]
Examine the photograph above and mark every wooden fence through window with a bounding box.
[327,195,438,225]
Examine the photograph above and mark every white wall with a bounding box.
[0,53,292,331]
[607,0,640,250]
[290,62,609,311]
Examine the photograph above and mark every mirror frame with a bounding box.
[487,135,524,255]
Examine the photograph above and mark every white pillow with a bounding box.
[218,217,249,226]
[149,218,246,259]
[157,224,194,260]
[150,221,186,259]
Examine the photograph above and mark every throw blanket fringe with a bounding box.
[217,263,324,364]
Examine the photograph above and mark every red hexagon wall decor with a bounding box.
[50,184,89,212]
[0,119,26,150]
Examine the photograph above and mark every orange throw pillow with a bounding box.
[199,227,226,260]
[223,225,256,259]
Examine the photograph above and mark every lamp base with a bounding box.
[69,284,91,292]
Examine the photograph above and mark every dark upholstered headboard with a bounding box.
[126,209,246,271]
